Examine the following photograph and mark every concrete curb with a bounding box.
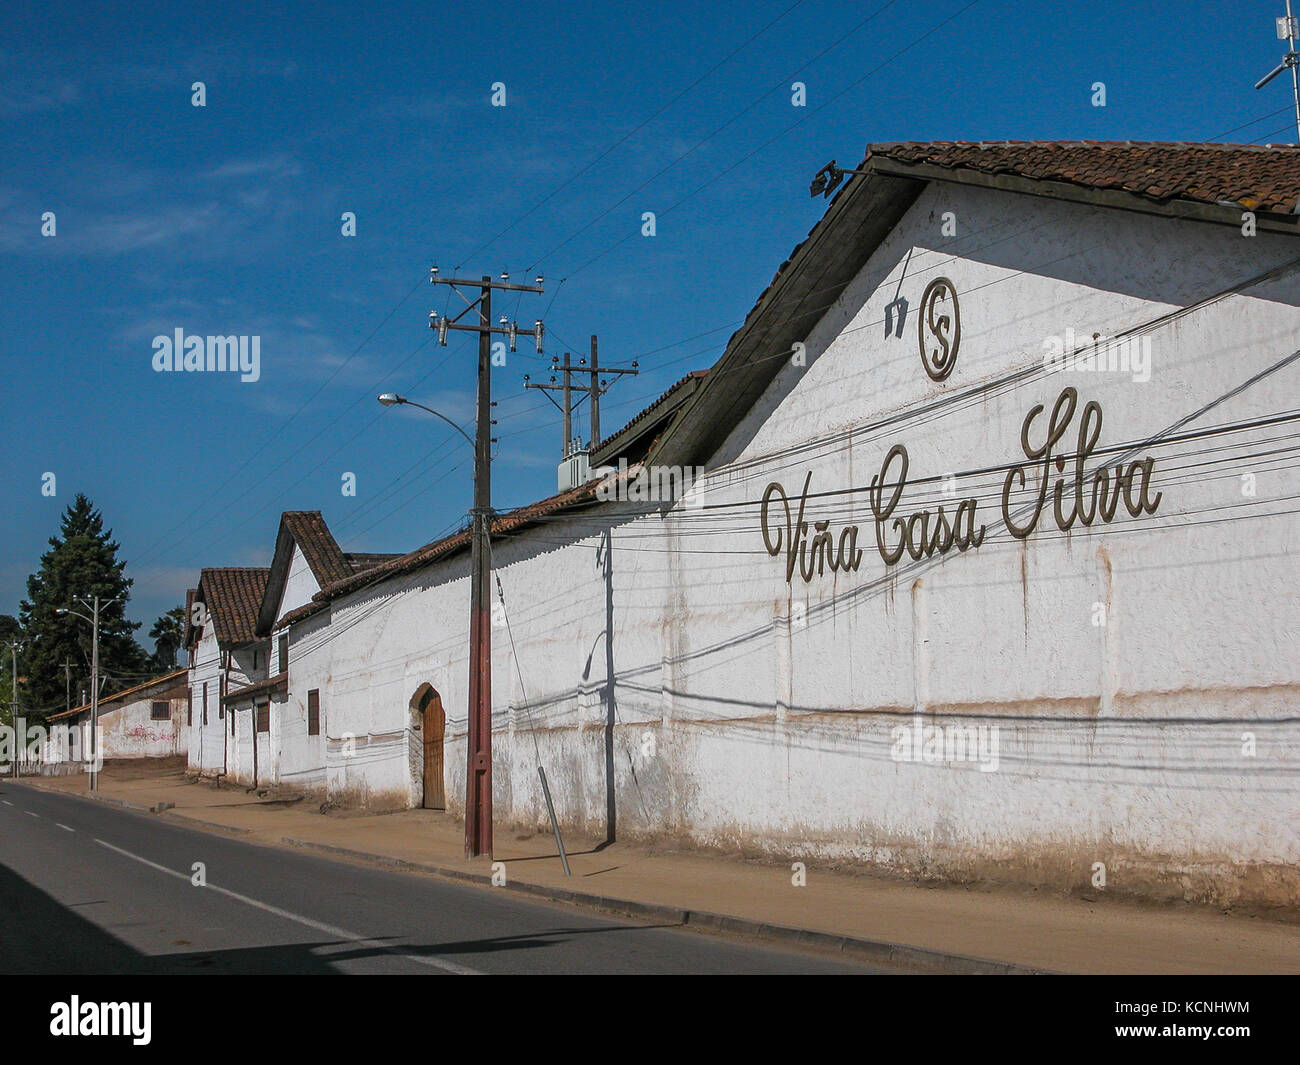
[280,837,1052,975]
[159,810,255,836]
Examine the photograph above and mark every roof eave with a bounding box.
[866,156,1300,234]
[591,373,705,466]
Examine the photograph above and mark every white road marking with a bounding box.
[1,800,12,806]
[93,839,481,976]
[25,811,38,818]
[56,823,74,832]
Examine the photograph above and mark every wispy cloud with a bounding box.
[0,43,300,117]
[0,147,312,258]
[201,154,303,183]
[0,77,82,115]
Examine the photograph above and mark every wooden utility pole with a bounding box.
[90,597,99,790]
[589,336,603,447]
[582,336,638,449]
[525,337,637,456]
[525,353,578,455]
[429,270,544,859]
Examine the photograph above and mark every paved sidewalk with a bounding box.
[20,762,1300,974]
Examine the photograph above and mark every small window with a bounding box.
[186,689,193,725]
[278,633,289,675]
[307,689,320,736]
[202,682,208,725]
[231,706,236,735]
[253,649,259,671]
[150,701,169,721]
[256,700,270,733]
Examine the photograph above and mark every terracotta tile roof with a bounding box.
[344,552,402,573]
[49,668,188,721]
[198,568,271,646]
[319,478,607,603]
[867,141,1300,214]
[258,511,380,634]
[280,511,351,587]
[592,370,707,467]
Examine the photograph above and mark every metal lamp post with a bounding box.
[5,637,34,776]
[57,596,117,790]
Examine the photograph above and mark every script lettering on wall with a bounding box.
[760,387,1163,584]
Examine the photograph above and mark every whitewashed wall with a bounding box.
[258,544,326,791]
[97,695,185,758]
[662,184,1300,906]
[280,545,321,620]
[223,642,266,786]
[281,185,1300,907]
[187,625,224,775]
[277,612,328,795]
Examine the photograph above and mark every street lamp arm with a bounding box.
[382,396,476,450]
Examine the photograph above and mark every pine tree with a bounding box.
[18,495,149,720]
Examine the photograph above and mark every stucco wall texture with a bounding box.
[97,696,186,759]
[277,185,1300,909]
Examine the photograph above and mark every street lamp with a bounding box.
[5,635,36,776]
[377,393,477,450]
[57,596,117,791]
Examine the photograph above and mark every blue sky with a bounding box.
[1,0,1294,633]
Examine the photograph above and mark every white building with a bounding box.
[185,567,270,780]
[43,669,189,772]
[234,142,1300,910]
[214,512,395,790]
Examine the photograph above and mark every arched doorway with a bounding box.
[411,685,446,810]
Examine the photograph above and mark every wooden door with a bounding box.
[422,691,446,810]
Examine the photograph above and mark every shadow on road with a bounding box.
[0,859,681,974]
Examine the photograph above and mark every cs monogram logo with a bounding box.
[919,277,960,382]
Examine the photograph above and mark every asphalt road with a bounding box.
[0,781,890,975]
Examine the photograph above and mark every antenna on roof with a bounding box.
[1254,1,1300,144]
[809,159,873,198]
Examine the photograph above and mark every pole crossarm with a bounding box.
[430,274,546,352]
[430,274,544,294]
[524,339,637,454]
